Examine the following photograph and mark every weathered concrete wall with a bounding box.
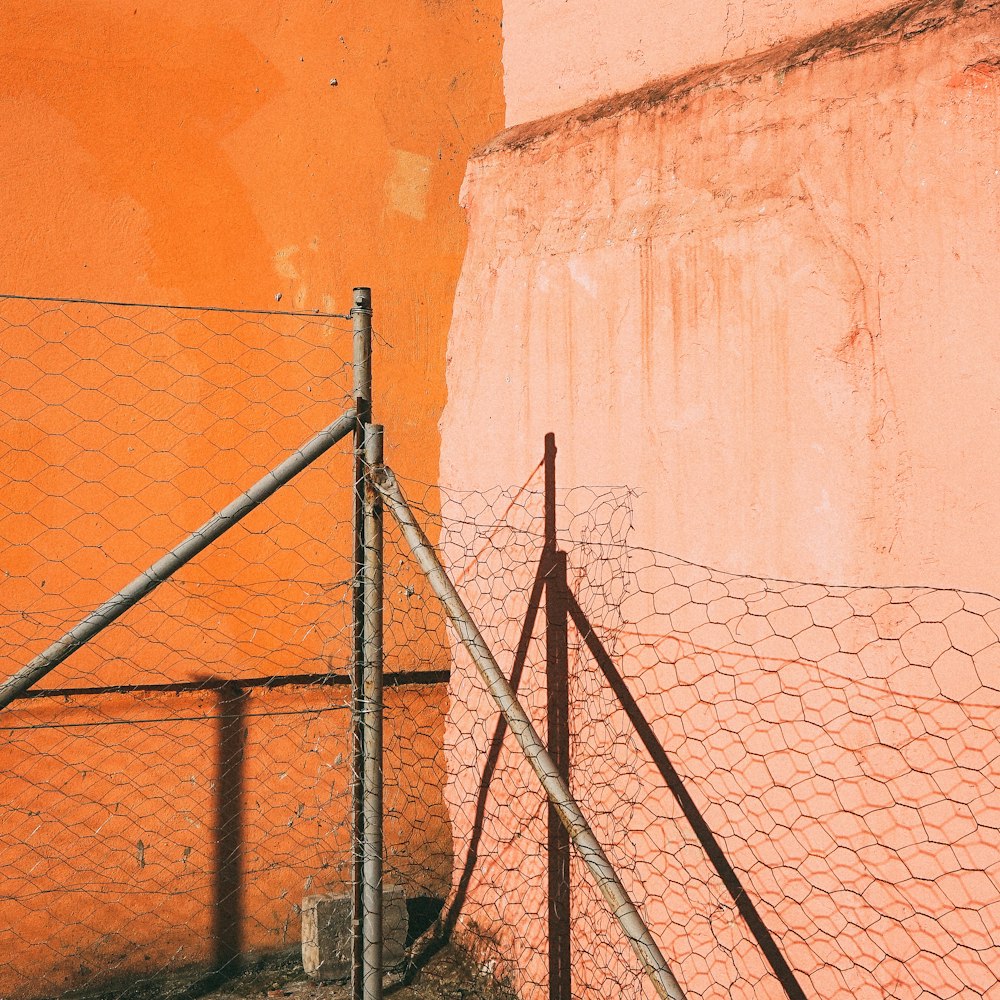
[502,0,897,124]
[443,1,1000,997]
[448,0,1000,596]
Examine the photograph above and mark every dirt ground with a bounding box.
[203,946,516,1000]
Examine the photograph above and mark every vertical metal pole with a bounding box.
[362,424,385,1000]
[351,286,373,1000]
[544,435,571,1000]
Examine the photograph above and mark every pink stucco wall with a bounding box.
[441,1,1000,997]
[450,0,1000,596]
[502,0,897,124]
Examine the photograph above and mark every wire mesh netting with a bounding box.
[0,296,452,998]
[0,295,358,677]
[4,293,1000,1000]
[391,459,1000,1000]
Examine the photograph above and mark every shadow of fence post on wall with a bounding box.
[212,681,247,984]
[439,561,547,943]
[561,588,807,1000]
[175,679,249,1000]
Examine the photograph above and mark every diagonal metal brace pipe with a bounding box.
[374,466,687,1000]
[0,408,357,711]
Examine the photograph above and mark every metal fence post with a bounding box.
[544,434,571,1000]
[351,286,373,1000]
[362,424,385,1000]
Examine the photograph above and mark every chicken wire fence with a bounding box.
[3,293,1000,1000]
[0,293,451,999]
[408,437,1000,1000]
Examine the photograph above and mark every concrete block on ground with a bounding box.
[382,886,408,968]
[301,887,408,981]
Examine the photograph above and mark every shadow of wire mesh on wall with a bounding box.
[392,460,1000,1000]
[4,294,1000,1000]
[0,297,451,998]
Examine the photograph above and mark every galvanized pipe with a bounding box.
[375,467,688,1000]
[351,286,373,1000]
[361,424,385,1000]
[0,408,357,712]
[352,287,373,421]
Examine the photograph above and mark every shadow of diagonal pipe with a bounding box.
[563,590,807,1000]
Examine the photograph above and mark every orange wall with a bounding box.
[0,0,504,484]
[0,684,451,997]
[0,1,502,993]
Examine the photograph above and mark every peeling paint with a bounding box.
[385,148,433,220]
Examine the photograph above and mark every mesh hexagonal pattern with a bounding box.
[0,297,452,997]
[394,465,1000,1000]
[4,295,1000,1000]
